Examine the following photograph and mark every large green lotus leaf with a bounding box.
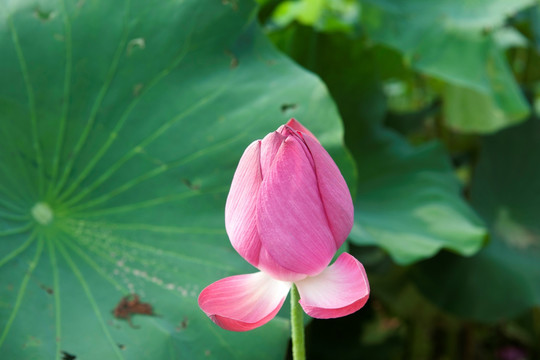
[351,127,487,265]
[413,115,540,322]
[361,0,531,134]
[0,1,354,359]
[346,69,488,264]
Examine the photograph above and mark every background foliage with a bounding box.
[1,0,540,359]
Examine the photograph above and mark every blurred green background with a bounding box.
[1,0,539,359]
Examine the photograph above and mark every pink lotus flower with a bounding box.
[198,119,369,331]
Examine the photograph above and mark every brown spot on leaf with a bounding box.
[176,316,189,331]
[40,284,53,295]
[113,294,155,328]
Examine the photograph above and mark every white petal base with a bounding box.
[295,253,369,319]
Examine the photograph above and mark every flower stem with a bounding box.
[290,284,305,360]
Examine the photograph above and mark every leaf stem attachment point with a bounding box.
[31,202,54,225]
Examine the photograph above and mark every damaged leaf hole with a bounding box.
[61,351,76,360]
[113,294,156,328]
[281,103,297,114]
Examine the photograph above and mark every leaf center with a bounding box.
[31,202,54,225]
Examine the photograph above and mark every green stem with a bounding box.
[290,284,306,360]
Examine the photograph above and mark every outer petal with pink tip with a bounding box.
[301,133,354,249]
[225,141,263,268]
[295,253,369,319]
[198,272,291,332]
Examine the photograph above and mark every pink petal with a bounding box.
[257,136,336,277]
[198,272,291,331]
[225,141,263,267]
[302,133,354,249]
[260,131,285,179]
[285,118,318,142]
[295,253,369,319]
